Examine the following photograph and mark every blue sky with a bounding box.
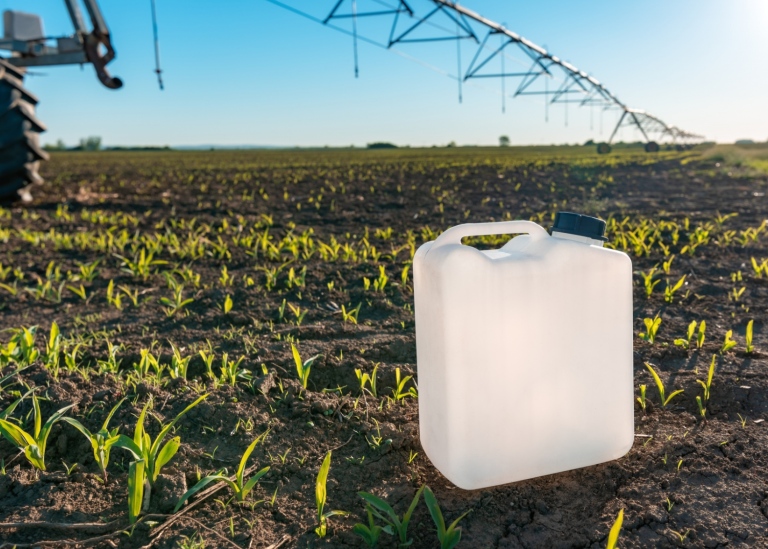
[4,0,767,147]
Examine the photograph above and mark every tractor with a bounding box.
[0,0,120,202]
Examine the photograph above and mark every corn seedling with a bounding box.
[168,342,191,380]
[373,266,388,292]
[287,302,307,325]
[605,509,624,549]
[636,384,647,412]
[355,364,379,397]
[62,398,125,481]
[114,394,207,522]
[730,286,746,302]
[696,395,706,419]
[720,330,736,354]
[76,260,100,282]
[674,320,698,350]
[664,275,686,303]
[315,451,347,537]
[697,355,717,403]
[67,284,88,301]
[423,486,471,549]
[353,506,390,548]
[638,267,660,298]
[43,322,62,378]
[222,294,233,314]
[662,255,674,275]
[220,353,250,386]
[119,285,139,307]
[359,485,424,546]
[106,280,122,310]
[644,363,684,408]
[292,343,319,390]
[392,368,418,401]
[750,256,768,278]
[639,316,661,344]
[160,285,194,317]
[697,320,706,348]
[0,393,74,471]
[175,431,270,510]
[341,302,362,324]
[115,249,167,281]
[745,319,754,354]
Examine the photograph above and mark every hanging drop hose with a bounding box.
[151,0,164,90]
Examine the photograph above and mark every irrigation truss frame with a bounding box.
[269,0,703,152]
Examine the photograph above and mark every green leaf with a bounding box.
[153,436,180,481]
[112,434,143,460]
[644,363,666,405]
[128,460,146,524]
[423,486,446,538]
[148,394,207,462]
[101,398,126,432]
[61,417,93,440]
[0,418,35,448]
[24,444,45,470]
[316,451,332,523]
[237,430,269,488]
[663,389,685,407]
[173,472,228,512]
[605,508,624,549]
[32,394,42,439]
[38,403,76,454]
[241,466,270,500]
[134,401,150,449]
[358,491,397,523]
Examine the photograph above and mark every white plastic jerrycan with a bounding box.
[413,212,633,490]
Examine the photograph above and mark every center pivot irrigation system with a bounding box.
[276,0,702,153]
[0,0,702,202]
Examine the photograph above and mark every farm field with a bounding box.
[1,145,767,548]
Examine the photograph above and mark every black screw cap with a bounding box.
[550,212,607,241]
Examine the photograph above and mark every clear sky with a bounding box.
[4,0,767,147]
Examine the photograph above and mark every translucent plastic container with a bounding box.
[413,213,633,490]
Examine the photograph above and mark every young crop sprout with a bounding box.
[358,485,424,546]
[674,320,698,350]
[745,320,754,354]
[696,396,706,419]
[697,355,717,404]
[644,363,684,408]
[341,303,362,324]
[62,398,125,481]
[355,364,379,397]
[114,394,207,523]
[664,275,686,303]
[720,330,737,354]
[605,509,624,549]
[0,393,74,471]
[638,267,660,299]
[315,451,347,538]
[160,285,194,317]
[392,368,418,401]
[175,430,270,510]
[639,316,661,344]
[292,343,320,390]
[222,294,233,314]
[353,506,390,548]
[636,384,647,412]
[423,486,471,549]
[697,320,706,348]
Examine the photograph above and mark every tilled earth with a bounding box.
[0,148,767,548]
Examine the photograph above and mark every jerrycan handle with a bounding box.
[429,220,549,253]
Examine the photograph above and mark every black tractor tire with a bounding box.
[596,142,612,154]
[0,59,48,203]
[644,141,660,153]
